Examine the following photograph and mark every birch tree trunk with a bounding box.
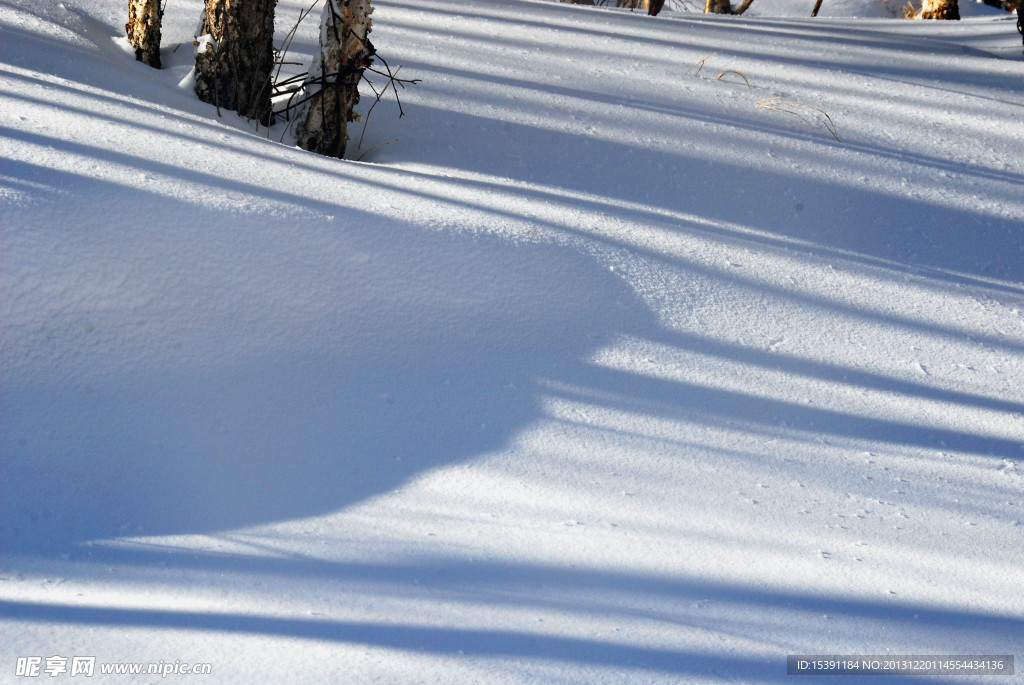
[705,0,732,14]
[194,0,278,122]
[126,0,162,69]
[295,0,375,159]
[918,0,960,19]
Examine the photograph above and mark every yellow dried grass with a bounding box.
[756,96,840,142]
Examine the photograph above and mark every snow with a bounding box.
[1,0,1023,682]
[683,0,1009,17]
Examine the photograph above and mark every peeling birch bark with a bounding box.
[295,0,375,159]
[127,0,162,69]
[918,0,960,19]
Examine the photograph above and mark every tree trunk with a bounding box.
[194,0,278,122]
[811,0,824,16]
[127,0,162,69]
[733,0,756,14]
[918,0,960,19]
[295,0,375,159]
[649,0,666,15]
[705,0,732,14]
[617,0,647,9]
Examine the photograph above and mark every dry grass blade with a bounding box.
[356,138,398,162]
[684,51,717,77]
[756,96,840,142]
[717,69,750,86]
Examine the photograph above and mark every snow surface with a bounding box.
[2,0,1023,682]
[656,0,1010,18]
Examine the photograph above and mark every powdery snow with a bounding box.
[1,0,1023,682]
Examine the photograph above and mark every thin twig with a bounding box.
[357,61,419,149]
[275,1,320,84]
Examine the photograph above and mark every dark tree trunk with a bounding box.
[295,0,375,159]
[194,0,278,122]
[811,0,824,17]
[649,0,666,15]
[705,0,732,14]
[127,0,162,69]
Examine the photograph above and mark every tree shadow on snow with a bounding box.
[1,553,1019,682]
[2,117,1021,560]
[0,158,645,554]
